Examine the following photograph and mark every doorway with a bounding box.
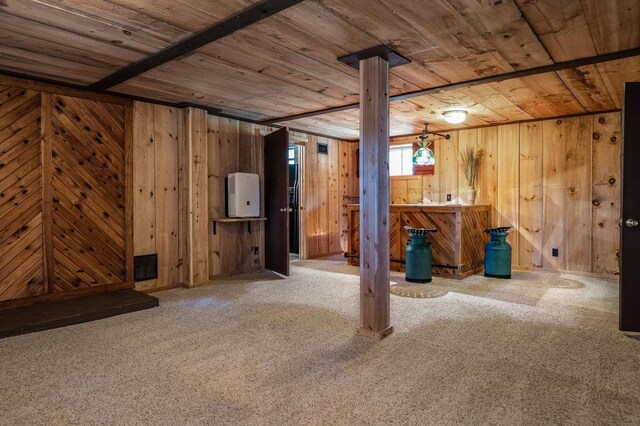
[288,144,301,258]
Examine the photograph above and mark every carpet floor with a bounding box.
[0,259,638,425]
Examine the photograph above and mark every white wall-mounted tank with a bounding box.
[227,172,260,217]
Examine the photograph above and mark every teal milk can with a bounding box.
[404,226,437,283]
[484,227,512,279]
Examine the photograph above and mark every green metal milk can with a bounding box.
[484,226,512,279]
[404,226,437,283]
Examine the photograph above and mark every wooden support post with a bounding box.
[357,56,393,340]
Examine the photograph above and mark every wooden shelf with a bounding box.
[211,217,267,223]
[210,217,267,235]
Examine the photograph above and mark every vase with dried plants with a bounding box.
[460,146,482,205]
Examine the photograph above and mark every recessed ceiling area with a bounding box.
[0,0,638,139]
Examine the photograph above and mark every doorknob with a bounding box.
[626,219,639,228]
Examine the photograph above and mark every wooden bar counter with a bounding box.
[346,204,491,279]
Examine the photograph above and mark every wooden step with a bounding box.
[0,289,158,339]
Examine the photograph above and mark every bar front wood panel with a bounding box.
[50,95,126,290]
[347,205,490,280]
[0,87,44,301]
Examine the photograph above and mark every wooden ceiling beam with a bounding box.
[263,47,640,124]
[87,0,306,91]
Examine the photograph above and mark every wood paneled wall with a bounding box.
[180,108,209,286]
[340,112,622,275]
[133,107,349,282]
[302,134,343,259]
[132,102,180,291]
[51,95,128,290]
[0,76,133,309]
[205,122,348,272]
[0,87,44,301]
[339,141,359,252]
[208,117,268,277]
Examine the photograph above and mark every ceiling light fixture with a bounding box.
[442,110,468,124]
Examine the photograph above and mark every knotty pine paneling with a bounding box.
[180,108,209,286]
[518,122,544,268]
[132,102,181,291]
[0,76,135,310]
[496,124,520,266]
[0,87,44,301]
[208,116,267,277]
[50,94,126,290]
[565,116,593,272]
[439,131,460,203]
[541,119,568,270]
[592,113,622,274]
[477,126,499,227]
[340,112,622,275]
[138,110,347,280]
[303,135,342,259]
[338,141,358,252]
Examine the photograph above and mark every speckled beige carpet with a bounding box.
[1,259,638,425]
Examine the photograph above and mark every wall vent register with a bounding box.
[134,254,158,282]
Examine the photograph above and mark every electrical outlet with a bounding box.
[552,248,559,257]
[254,246,259,255]
[446,194,451,202]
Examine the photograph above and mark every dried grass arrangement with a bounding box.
[460,146,482,187]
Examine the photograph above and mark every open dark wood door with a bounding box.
[264,128,290,275]
[621,82,640,331]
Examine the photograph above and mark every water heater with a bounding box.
[227,172,260,217]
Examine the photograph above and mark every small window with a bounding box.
[389,145,413,176]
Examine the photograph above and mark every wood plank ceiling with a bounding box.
[0,0,638,139]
